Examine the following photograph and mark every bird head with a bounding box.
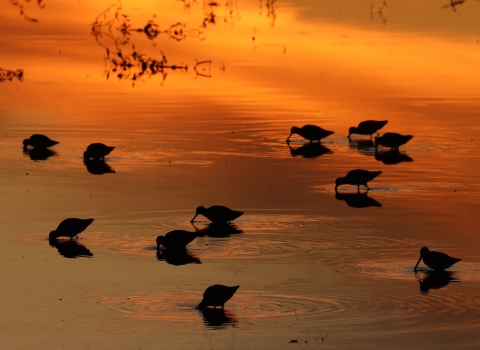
[191,206,207,222]
[49,231,59,240]
[335,177,346,190]
[22,139,30,148]
[348,127,357,137]
[156,235,165,249]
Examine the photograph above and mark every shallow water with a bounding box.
[2,0,480,349]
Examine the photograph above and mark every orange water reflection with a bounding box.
[2,0,480,349]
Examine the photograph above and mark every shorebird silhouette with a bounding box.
[375,132,413,150]
[83,143,115,160]
[198,285,239,309]
[49,218,94,240]
[286,125,334,143]
[191,205,244,223]
[156,230,197,249]
[414,247,461,271]
[23,134,59,149]
[348,120,388,139]
[335,169,382,192]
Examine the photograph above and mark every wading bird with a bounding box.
[375,132,413,150]
[414,247,461,271]
[49,218,94,240]
[23,134,59,149]
[191,205,244,223]
[286,125,334,143]
[156,230,198,249]
[198,285,240,309]
[335,169,382,192]
[83,143,115,160]
[348,120,388,139]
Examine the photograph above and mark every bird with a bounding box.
[83,143,115,160]
[198,285,240,309]
[191,205,244,223]
[335,169,382,191]
[23,134,59,149]
[286,125,334,143]
[156,230,198,249]
[49,218,94,240]
[414,247,461,271]
[348,120,388,139]
[375,132,413,150]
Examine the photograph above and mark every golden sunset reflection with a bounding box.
[1,0,480,348]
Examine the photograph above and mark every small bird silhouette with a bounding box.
[286,125,334,143]
[335,169,382,192]
[83,143,115,160]
[348,120,388,139]
[191,205,244,223]
[375,132,413,150]
[414,247,461,271]
[156,230,198,249]
[23,134,59,149]
[198,285,240,309]
[49,218,94,240]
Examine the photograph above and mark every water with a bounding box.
[1,0,480,348]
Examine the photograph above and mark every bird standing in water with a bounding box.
[348,120,388,139]
[191,205,244,223]
[83,143,115,160]
[414,247,461,271]
[23,134,59,149]
[198,285,240,309]
[156,230,198,249]
[375,132,413,150]
[335,169,382,192]
[286,125,334,143]
[49,218,95,240]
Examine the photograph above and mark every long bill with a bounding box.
[414,255,422,271]
[286,133,292,143]
[190,214,198,223]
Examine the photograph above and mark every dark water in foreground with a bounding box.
[2,0,480,349]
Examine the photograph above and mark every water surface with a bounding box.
[1,0,480,348]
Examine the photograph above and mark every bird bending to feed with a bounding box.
[191,205,244,223]
[156,230,198,249]
[83,143,115,160]
[414,247,461,271]
[286,125,334,143]
[375,132,413,150]
[348,120,388,139]
[23,134,59,149]
[335,169,382,191]
[49,218,94,240]
[198,285,240,309]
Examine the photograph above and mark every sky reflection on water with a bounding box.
[2,0,480,349]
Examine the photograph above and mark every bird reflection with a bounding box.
[349,139,375,156]
[23,148,57,161]
[375,149,413,165]
[198,308,237,329]
[288,143,332,158]
[335,192,382,208]
[415,270,459,294]
[84,159,115,175]
[49,239,93,258]
[193,222,243,238]
[156,248,201,266]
